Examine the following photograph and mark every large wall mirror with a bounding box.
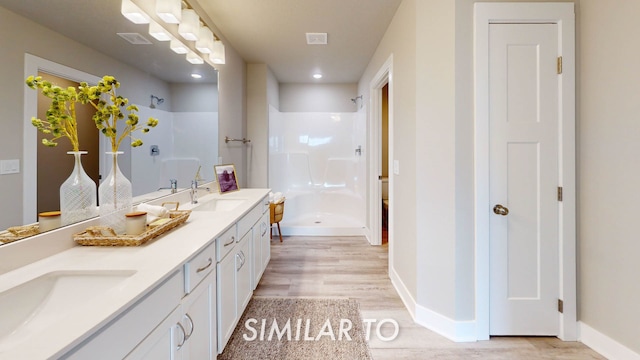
[0,0,219,244]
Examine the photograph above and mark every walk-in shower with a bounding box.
[269,105,366,236]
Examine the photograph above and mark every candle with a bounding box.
[125,211,148,235]
[38,211,61,232]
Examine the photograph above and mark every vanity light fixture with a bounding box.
[313,73,323,79]
[170,38,189,54]
[186,52,204,64]
[121,0,149,24]
[210,39,226,64]
[155,0,181,24]
[191,73,202,79]
[195,26,214,54]
[148,21,171,41]
[178,9,200,41]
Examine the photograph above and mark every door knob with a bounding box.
[493,204,509,216]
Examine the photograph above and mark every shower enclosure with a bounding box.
[269,106,366,235]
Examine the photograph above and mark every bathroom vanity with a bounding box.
[0,188,270,359]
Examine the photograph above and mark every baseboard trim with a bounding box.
[579,321,640,360]
[388,267,476,342]
[388,266,416,319]
[414,304,477,342]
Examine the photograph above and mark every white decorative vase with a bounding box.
[60,151,97,226]
[98,151,132,234]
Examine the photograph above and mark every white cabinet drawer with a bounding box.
[237,204,261,239]
[216,224,237,262]
[184,241,215,294]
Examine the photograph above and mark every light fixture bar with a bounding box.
[156,0,181,24]
[121,0,149,24]
[178,9,200,41]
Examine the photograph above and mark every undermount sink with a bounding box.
[0,270,136,346]
[192,198,245,212]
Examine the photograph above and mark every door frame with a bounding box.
[367,55,393,258]
[474,3,576,341]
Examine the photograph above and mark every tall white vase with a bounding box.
[98,151,132,234]
[60,151,97,226]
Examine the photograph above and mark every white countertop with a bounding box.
[0,188,269,359]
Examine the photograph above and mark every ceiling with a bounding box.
[194,0,403,83]
[0,0,402,84]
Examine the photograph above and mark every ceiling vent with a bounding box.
[306,32,327,45]
[117,32,152,45]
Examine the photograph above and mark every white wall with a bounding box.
[247,64,278,188]
[358,0,418,302]
[216,41,247,187]
[574,0,640,354]
[280,83,358,112]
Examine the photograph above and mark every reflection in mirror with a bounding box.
[0,0,219,244]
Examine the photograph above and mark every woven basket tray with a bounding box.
[0,224,40,244]
[73,210,191,246]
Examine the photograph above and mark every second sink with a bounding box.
[192,198,245,212]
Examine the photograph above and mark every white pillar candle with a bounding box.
[38,211,61,232]
[125,211,148,235]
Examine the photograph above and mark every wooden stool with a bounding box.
[270,198,285,242]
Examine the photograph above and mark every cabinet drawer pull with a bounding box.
[196,257,213,273]
[176,321,187,350]
[223,236,235,247]
[183,313,195,340]
[236,253,242,271]
[261,222,268,237]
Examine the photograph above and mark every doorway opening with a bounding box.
[368,54,393,271]
[380,83,389,245]
[36,72,100,215]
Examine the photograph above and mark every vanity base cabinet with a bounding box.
[126,271,214,360]
[126,262,215,360]
[61,271,183,360]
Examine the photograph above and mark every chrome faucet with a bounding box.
[190,180,198,204]
[158,179,178,194]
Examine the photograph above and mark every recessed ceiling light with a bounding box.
[313,73,323,79]
[191,73,202,79]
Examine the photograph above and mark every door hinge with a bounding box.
[557,186,563,202]
[558,299,564,313]
[557,56,563,74]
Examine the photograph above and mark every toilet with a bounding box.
[381,177,389,227]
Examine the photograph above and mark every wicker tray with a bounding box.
[0,224,40,244]
[73,210,191,246]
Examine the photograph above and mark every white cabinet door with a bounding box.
[217,248,237,353]
[259,211,270,276]
[251,225,261,290]
[124,306,182,360]
[180,271,214,359]
[236,233,252,314]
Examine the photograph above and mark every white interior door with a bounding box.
[489,23,560,335]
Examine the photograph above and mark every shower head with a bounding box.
[150,95,164,109]
[351,95,363,104]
